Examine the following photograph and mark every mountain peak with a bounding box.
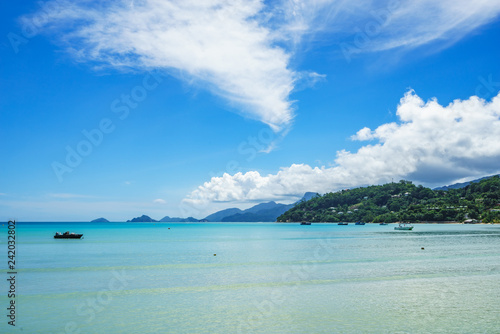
[298,192,320,203]
[127,215,157,222]
[434,174,500,191]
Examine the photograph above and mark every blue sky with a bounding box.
[1,0,500,221]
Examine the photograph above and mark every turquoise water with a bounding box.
[1,222,500,333]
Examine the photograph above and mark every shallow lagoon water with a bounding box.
[2,222,500,333]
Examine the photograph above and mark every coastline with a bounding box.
[279,221,497,224]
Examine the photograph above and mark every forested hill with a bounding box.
[277,176,500,223]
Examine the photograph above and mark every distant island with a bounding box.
[124,215,210,222]
[278,176,500,223]
[127,215,157,222]
[91,217,110,223]
[117,192,318,223]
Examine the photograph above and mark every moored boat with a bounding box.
[54,231,83,239]
[379,222,388,225]
[355,221,365,225]
[338,222,348,225]
[300,221,311,225]
[394,223,413,230]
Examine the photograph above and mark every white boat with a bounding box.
[394,223,413,230]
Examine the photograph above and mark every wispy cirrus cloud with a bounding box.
[273,0,500,60]
[24,0,500,131]
[24,0,296,131]
[184,90,500,208]
[364,0,500,52]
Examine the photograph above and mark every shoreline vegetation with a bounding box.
[277,176,500,224]
[86,176,499,225]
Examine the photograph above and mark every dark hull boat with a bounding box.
[300,222,311,225]
[54,231,83,239]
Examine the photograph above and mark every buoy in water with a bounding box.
[214,254,216,256]
[421,247,425,250]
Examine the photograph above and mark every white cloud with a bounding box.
[370,0,500,52]
[153,198,167,204]
[184,90,500,208]
[25,0,500,132]
[25,0,296,131]
[351,127,374,141]
[274,0,500,56]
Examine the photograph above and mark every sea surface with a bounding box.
[1,222,500,333]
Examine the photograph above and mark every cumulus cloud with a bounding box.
[184,90,500,207]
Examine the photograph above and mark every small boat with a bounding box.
[379,222,388,225]
[300,221,311,225]
[355,221,365,225]
[338,222,348,225]
[394,223,413,231]
[54,231,83,239]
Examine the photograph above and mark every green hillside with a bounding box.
[277,176,500,223]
